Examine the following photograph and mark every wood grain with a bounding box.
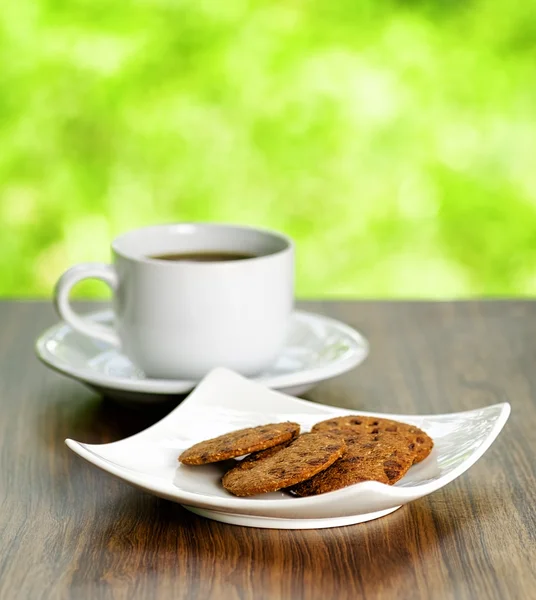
[0,300,535,600]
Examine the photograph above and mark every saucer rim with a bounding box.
[35,309,369,394]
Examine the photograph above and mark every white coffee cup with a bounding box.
[54,223,294,379]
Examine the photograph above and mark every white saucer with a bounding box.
[65,368,510,529]
[35,310,368,403]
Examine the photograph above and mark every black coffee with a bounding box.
[150,251,256,262]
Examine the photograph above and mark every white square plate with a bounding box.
[66,368,510,529]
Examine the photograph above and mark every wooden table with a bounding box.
[0,300,535,600]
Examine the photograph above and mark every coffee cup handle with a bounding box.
[54,263,121,347]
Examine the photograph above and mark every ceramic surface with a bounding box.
[54,223,294,379]
[36,310,369,402]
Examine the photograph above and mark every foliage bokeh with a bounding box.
[1,0,536,298]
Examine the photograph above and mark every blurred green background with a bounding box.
[1,0,536,299]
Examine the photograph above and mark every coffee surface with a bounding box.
[150,251,256,262]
